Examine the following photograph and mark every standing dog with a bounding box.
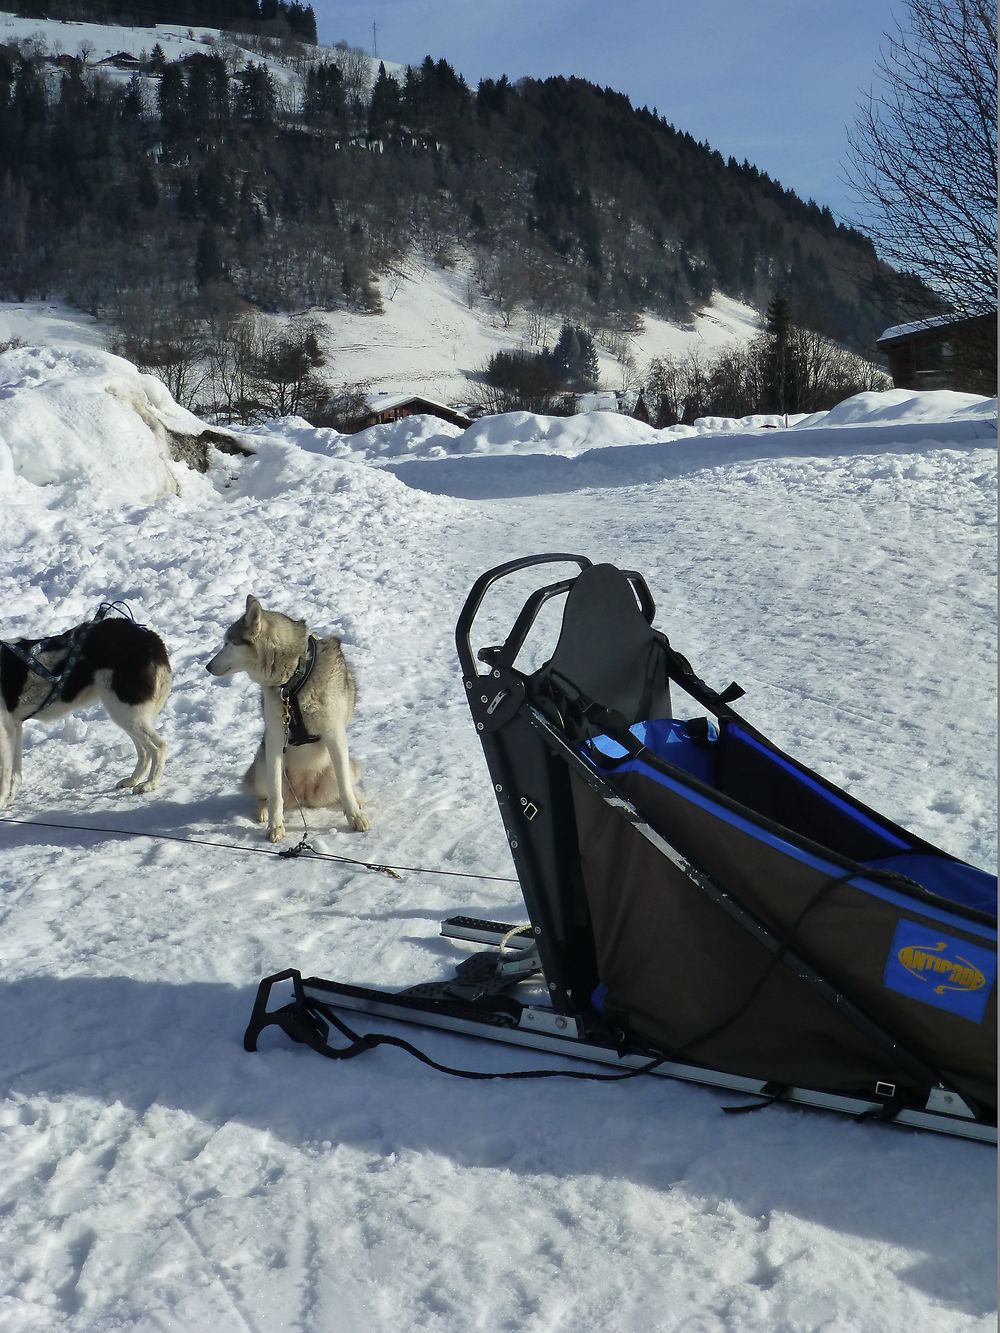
[206,594,369,842]
[0,614,171,809]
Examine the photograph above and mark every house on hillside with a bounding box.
[575,391,620,414]
[876,312,997,395]
[94,52,145,71]
[357,393,472,430]
[48,53,83,75]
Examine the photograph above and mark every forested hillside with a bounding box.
[0,6,925,362]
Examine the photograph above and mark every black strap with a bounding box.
[282,636,321,747]
[2,601,134,720]
[721,1082,789,1114]
[271,999,672,1083]
[6,622,92,719]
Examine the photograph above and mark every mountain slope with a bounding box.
[0,9,920,358]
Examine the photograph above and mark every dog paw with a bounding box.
[268,820,286,843]
[255,803,268,824]
[348,810,370,832]
[133,780,158,795]
[115,777,138,790]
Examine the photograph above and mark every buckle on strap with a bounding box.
[280,636,321,749]
[280,635,318,701]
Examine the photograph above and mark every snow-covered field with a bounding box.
[0,318,996,1332]
[306,261,762,405]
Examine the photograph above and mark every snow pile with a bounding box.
[459,408,661,454]
[0,317,995,1333]
[0,344,207,504]
[258,391,997,471]
[795,388,999,430]
[336,412,465,458]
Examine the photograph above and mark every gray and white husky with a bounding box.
[0,616,171,809]
[206,594,369,842]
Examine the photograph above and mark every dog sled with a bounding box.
[246,555,997,1143]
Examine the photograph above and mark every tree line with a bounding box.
[474,296,889,421]
[0,27,924,346]
[0,19,957,428]
[643,294,890,425]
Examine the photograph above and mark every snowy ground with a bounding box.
[307,258,763,405]
[0,325,996,1331]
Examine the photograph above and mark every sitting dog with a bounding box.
[206,594,369,842]
[0,613,171,809]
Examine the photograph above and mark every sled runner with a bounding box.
[246,555,997,1143]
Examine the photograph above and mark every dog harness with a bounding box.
[0,602,130,721]
[280,635,321,748]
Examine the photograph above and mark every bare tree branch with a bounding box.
[845,0,997,315]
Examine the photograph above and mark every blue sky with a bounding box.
[310,0,902,225]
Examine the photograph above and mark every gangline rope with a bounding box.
[0,813,519,884]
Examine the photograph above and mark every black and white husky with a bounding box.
[206,594,369,842]
[0,614,171,809]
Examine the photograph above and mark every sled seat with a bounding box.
[586,715,997,915]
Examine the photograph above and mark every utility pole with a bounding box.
[372,21,378,57]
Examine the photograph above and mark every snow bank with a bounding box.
[0,345,203,504]
[794,388,998,430]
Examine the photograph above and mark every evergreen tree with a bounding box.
[235,63,275,126]
[763,292,798,413]
[195,225,225,287]
[303,61,344,126]
[158,62,185,140]
[367,63,401,139]
[137,163,159,210]
[551,323,599,388]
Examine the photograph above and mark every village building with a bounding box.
[876,311,997,395]
[358,393,472,430]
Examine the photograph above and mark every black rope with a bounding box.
[294,1002,672,1083]
[0,813,519,883]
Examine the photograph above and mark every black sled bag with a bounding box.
[459,555,996,1123]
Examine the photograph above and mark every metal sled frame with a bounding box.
[247,555,997,1145]
[244,925,994,1144]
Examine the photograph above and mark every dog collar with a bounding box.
[281,636,321,747]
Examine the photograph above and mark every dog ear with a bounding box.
[245,594,262,631]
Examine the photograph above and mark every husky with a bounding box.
[0,614,171,809]
[206,594,369,842]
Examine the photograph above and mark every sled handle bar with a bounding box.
[456,553,592,679]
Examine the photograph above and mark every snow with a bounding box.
[0,344,209,504]
[0,304,997,1332]
[0,11,310,98]
[877,314,981,343]
[315,259,764,405]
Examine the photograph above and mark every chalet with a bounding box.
[94,52,144,71]
[575,390,620,414]
[876,311,997,395]
[48,53,83,74]
[358,393,472,430]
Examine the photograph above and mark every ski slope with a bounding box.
[0,327,996,1332]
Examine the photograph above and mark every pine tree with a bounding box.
[367,63,401,139]
[551,323,599,389]
[764,292,798,413]
[195,225,225,288]
[137,163,159,211]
